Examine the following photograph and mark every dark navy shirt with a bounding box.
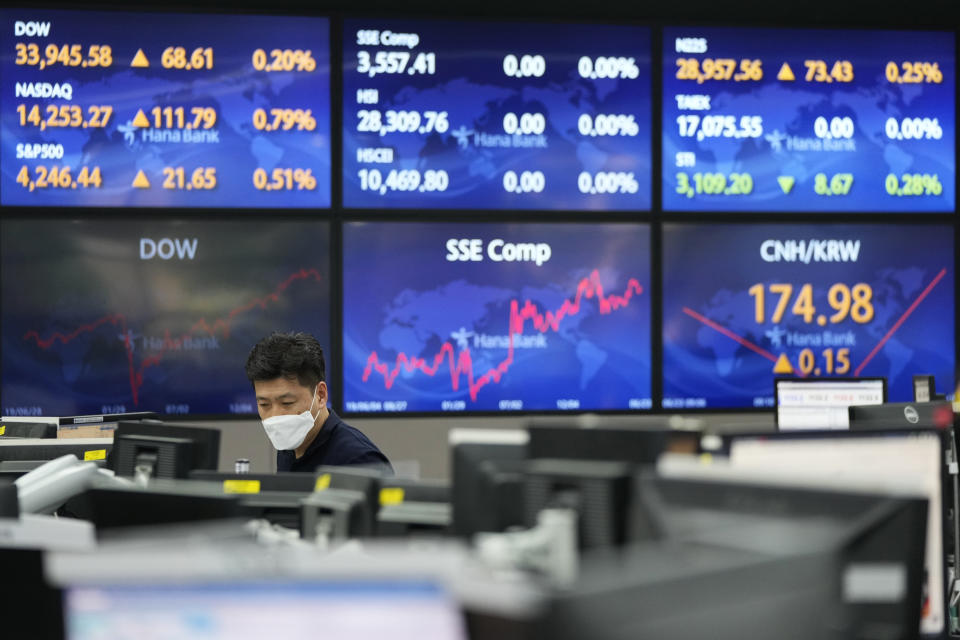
[276,409,392,474]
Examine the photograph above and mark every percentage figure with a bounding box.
[885,61,944,84]
[577,171,639,194]
[885,173,942,196]
[577,113,639,137]
[884,117,943,140]
[253,167,317,191]
[577,56,640,80]
[252,108,317,132]
[252,48,317,72]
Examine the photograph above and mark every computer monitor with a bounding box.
[0,420,57,439]
[527,424,699,464]
[523,458,634,549]
[849,401,954,431]
[775,377,886,430]
[112,422,220,480]
[0,549,63,640]
[188,471,320,530]
[543,481,927,640]
[300,466,388,540]
[64,483,243,532]
[723,428,948,637]
[0,480,17,517]
[63,579,467,640]
[189,471,317,493]
[450,429,529,537]
[0,438,114,464]
[376,478,451,537]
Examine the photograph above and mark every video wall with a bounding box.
[0,8,956,416]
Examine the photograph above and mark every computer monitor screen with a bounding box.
[342,19,651,211]
[65,580,467,640]
[662,222,955,408]
[342,221,652,413]
[1,218,330,417]
[775,377,886,430]
[112,422,219,479]
[0,8,331,208]
[726,429,946,636]
[662,26,955,212]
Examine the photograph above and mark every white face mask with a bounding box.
[262,388,320,450]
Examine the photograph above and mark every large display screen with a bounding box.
[342,222,651,413]
[0,9,331,208]
[662,27,955,211]
[662,223,955,409]
[342,20,651,211]
[1,220,331,417]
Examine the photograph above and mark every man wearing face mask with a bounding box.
[245,332,392,473]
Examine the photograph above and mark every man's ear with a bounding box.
[317,381,328,404]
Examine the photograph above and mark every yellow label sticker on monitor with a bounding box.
[0,426,5,436]
[83,449,107,461]
[223,480,261,494]
[315,473,331,491]
[379,487,405,506]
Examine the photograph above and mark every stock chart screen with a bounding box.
[0,220,331,417]
[342,222,651,413]
[0,9,330,208]
[342,20,651,211]
[662,27,955,211]
[662,223,954,409]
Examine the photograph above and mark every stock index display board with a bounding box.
[0,219,331,417]
[0,9,331,208]
[342,20,652,211]
[662,27,955,211]
[661,224,955,409]
[342,222,651,413]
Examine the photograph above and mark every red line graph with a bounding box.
[681,307,778,362]
[22,268,323,407]
[361,269,643,402]
[854,267,947,376]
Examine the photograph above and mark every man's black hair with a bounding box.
[245,331,325,389]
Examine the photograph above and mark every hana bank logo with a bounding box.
[451,125,475,149]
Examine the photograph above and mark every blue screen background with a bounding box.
[0,219,331,416]
[662,27,955,212]
[342,222,651,412]
[343,19,651,211]
[0,9,331,208]
[662,223,955,408]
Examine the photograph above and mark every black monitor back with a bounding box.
[849,401,954,431]
[0,480,18,517]
[528,425,697,465]
[636,475,927,638]
[66,486,243,532]
[525,458,634,548]
[0,420,57,439]
[112,422,220,477]
[0,549,63,640]
[452,437,528,537]
[188,471,318,529]
[188,471,316,493]
[0,439,114,463]
[378,476,450,504]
